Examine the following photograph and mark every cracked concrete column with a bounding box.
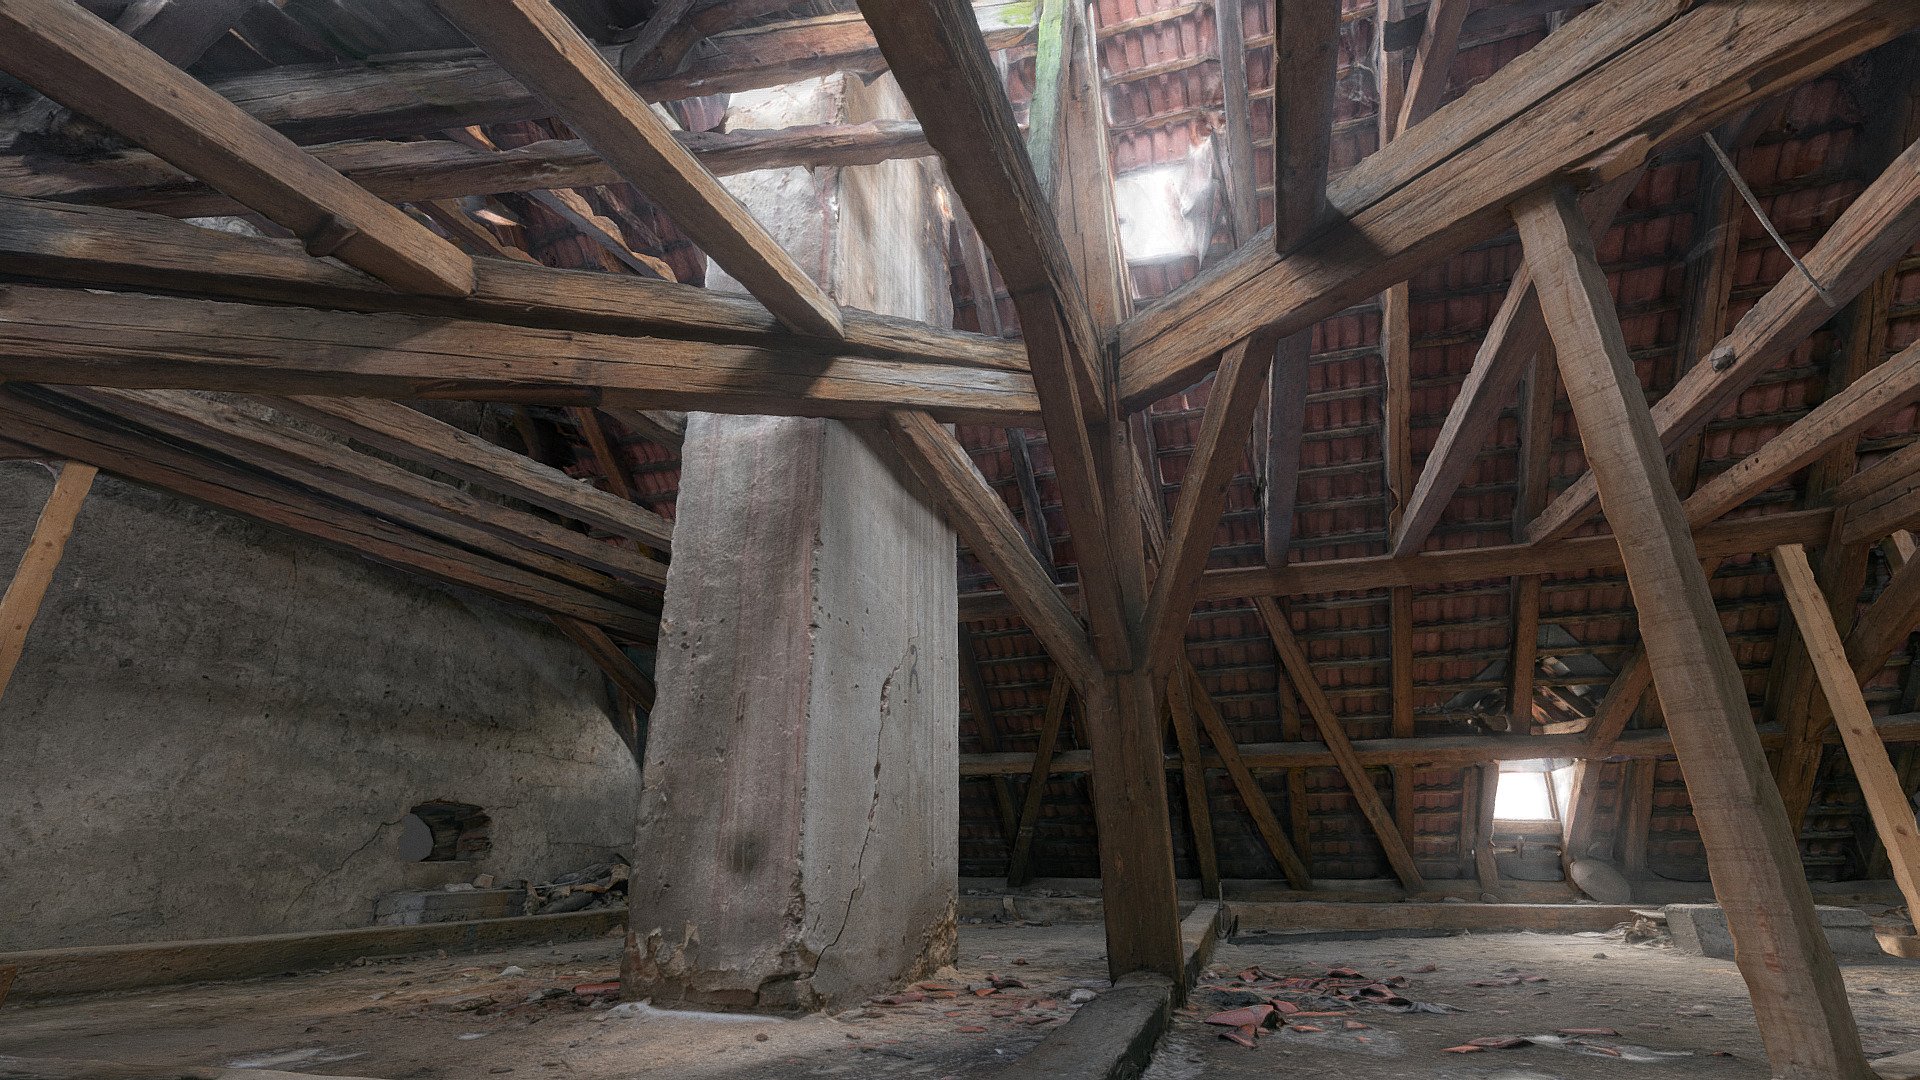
[623,73,959,1011]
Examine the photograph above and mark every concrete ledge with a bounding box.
[1229,901,1635,934]
[0,1056,389,1080]
[1666,904,1883,961]
[1874,1049,1920,1080]
[1180,900,1231,986]
[0,908,624,1000]
[993,972,1174,1080]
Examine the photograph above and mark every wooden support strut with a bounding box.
[1255,596,1426,891]
[1514,180,1869,1080]
[0,459,96,705]
[1775,544,1920,922]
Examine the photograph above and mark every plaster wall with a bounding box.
[0,465,640,950]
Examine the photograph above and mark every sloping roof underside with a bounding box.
[33,0,1918,887]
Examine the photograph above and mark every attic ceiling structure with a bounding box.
[4,0,1920,1074]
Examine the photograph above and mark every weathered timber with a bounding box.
[1116,0,1916,408]
[1776,544,1920,923]
[958,713,1920,776]
[187,7,1036,144]
[0,391,659,640]
[1271,0,1340,250]
[1531,132,1920,542]
[1255,596,1425,891]
[0,0,474,297]
[0,123,936,218]
[882,411,1100,694]
[0,197,1022,372]
[270,397,671,549]
[432,0,844,338]
[0,285,1040,426]
[552,615,657,702]
[1516,181,1868,1080]
[959,509,1836,618]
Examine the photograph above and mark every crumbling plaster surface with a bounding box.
[0,465,639,950]
[625,71,958,1010]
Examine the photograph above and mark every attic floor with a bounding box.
[0,923,1105,1079]
[1148,929,1920,1079]
[4,922,1918,1078]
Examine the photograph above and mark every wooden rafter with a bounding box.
[431,0,842,338]
[1775,543,1920,921]
[273,398,672,550]
[163,6,1036,145]
[1115,0,1917,409]
[58,387,668,592]
[1182,659,1311,888]
[0,122,937,219]
[1270,0,1339,251]
[0,0,475,297]
[553,615,657,708]
[0,391,659,640]
[1530,131,1920,543]
[1006,674,1072,886]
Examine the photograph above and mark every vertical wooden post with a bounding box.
[1516,182,1871,1080]
[0,461,98,705]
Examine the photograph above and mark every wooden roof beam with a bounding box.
[1530,131,1920,543]
[0,391,659,641]
[960,507,1838,618]
[859,0,1125,666]
[178,6,1036,145]
[0,284,1039,427]
[1271,0,1340,251]
[0,0,474,298]
[1114,0,1918,409]
[0,197,1021,374]
[0,122,938,220]
[271,398,671,550]
[56,386,667,593]
[432,0,841,338]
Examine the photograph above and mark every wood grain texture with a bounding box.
[0,393,658,640]
[1532,132,1920,542]
[273,397,671,550]
[553,615,657,704]
[432,0,842,337]
[0,285,1039,426]
[1271,0,1340,250]
[1775,543,1920,922]
[1116,0,1916,409]
[0,0,473,297]
[0,197,1020,374]
[1516,182,1869,1080]
[186,6,1034,144]
[1006,675,1072,886]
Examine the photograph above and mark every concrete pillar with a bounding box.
[624,73,959,1011]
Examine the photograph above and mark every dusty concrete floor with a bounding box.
[1146,929,1920,1079]
[0,924,1111,1079]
